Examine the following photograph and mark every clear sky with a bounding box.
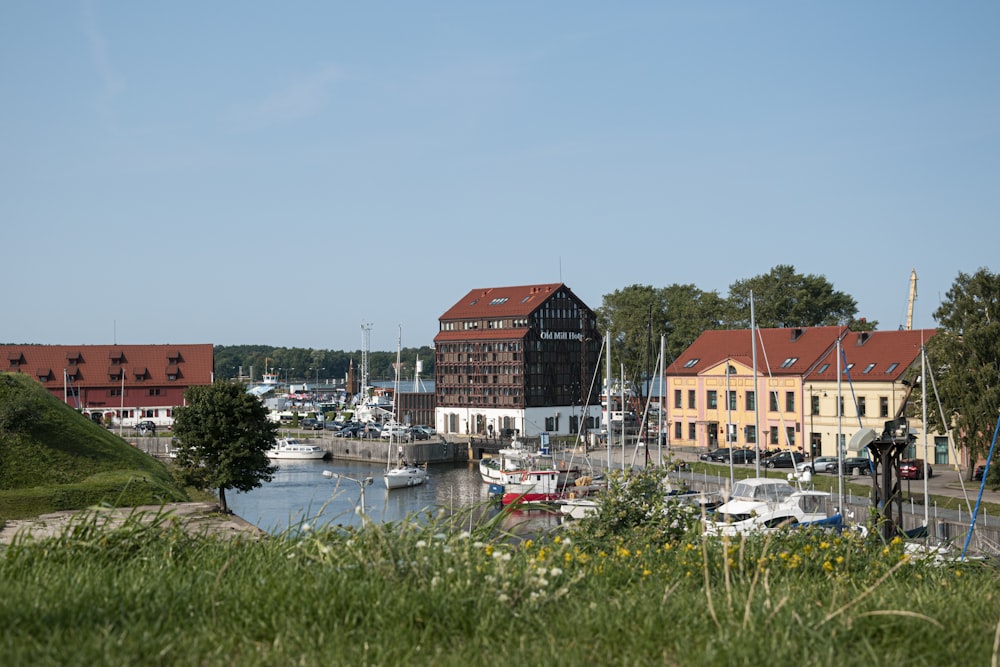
[3,2,997,352]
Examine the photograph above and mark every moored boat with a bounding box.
[266,438,327,460]
[704,476,841,536]
[384,463,428,489]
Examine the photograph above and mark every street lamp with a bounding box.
[322,470,373,524]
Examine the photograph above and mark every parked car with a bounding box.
[380,423,411,441]
[408,427,430,441]
[899,458,933,480]
[699,447,731,462]
[135,420,157,434]
[762,451,805,469]
[842,457,872,475]
[334,423,363,438]
[795,456,839,474]
[300,418,323,430]
[324,420,344,431]
[724,448,757,464]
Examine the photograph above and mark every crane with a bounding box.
[905,269,917,330]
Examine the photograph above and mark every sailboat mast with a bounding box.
[837,337,843,513]
[921,336,930,531]
[606,330,612,472]
[658,333,665,465]
[751,292,760,477]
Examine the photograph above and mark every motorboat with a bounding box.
[704,476,841,536]
[500,468,563,506]
[480,438,582,488]
[266,438,327,460]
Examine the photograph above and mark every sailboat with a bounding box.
[383,326,428,490]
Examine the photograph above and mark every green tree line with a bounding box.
[214,344,435,385]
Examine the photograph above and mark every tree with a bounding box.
[725,265,860,329]
[597,285,667,389]
[661,284,726,362]
[171,381,278,513]
[927,268,1000,481]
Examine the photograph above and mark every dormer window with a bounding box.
[36,368,53,381]
[134,367,149,381]
[108,368,124,381]
[166,350,183,364]
[166,365,181,381]
[7,352,24,368]
[108,350,126,365]
[66,351,83,365]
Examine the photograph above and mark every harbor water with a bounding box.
[226,458,559,535]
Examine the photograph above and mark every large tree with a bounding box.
[596,284,725,395]
[171,381,278,512]
[597,285,667,388]
[926,268,1000,481]
[725,265,860,329]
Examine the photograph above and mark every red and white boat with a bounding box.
[500,468,563,506]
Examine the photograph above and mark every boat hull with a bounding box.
[384,467,427,490]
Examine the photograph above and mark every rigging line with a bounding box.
[838,345,865,430]
[565,335,607,476]
[755,328,794,449]
[925,346,975,516]
[631,344,664,470]
[962,410,1000,561]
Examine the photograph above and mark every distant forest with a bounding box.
[214,344,435,385]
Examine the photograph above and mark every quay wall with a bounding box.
[132,434,469,465]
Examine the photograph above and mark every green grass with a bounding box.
[0,372,189,518]
[0,499,995,666]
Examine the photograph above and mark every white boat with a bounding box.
[500,468,563,506]
[384,461,428,489]
[556,496,599,519]
[266,438,327,460]
[480,438,581,488]
[383,327,428,490]
[478,439,532,483]
[704,476,841,537]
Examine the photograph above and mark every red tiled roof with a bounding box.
[667,326,847,376]
[439,283,567,321]
[805,329,935,382]
[0,344,214,387]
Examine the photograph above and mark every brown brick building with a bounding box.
[433,283,601,438]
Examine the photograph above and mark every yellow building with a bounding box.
[664,327,948,464]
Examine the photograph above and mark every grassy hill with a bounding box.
[0,372,189,519]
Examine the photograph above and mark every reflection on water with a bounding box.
[227,459,559,536]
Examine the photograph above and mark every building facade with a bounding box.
[664,327,949,463]
[0,344,215,428]
[434,283,602,438]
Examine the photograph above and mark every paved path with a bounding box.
[0,502,265,545]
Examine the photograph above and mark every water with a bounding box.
[227,459,559,535]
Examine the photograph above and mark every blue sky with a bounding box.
[3,2,997,352]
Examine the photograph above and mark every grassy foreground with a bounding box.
[0,492,997,667]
